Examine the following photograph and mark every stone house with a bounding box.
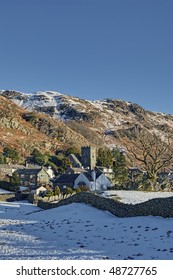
[0,164,25,179]
[17,167,50,190]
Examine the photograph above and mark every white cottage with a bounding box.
[74,171,112,191]
[31,186,47,195]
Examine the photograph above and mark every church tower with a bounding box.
[81,146,97,170]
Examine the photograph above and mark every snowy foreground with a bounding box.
[0,190,173,260]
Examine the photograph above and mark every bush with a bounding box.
[63,187,74,195]
[54,186,60,196]
[10,172,20,188]
[0,181,11,190]
[0,153,6,164]
[80,185,90,192]
[0,180,19,191]
[45,190,54,197]
[75,187,81,193]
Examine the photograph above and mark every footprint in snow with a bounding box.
[125,256,134,260]
[167,230,172,238]
[132,253,143,257]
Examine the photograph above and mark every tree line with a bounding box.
[0,128,173,191]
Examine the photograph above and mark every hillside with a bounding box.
[0,95,89,156]
[1,90,173,158]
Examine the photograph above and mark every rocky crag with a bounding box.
[1,90,173,158]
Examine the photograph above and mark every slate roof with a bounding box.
[82,171,102,181]
[0,164,25,169]
[65,167,86,174]
[54,170,105,186]
[17,168,44,175]
[54,174,79,184]
[68,154,82,166]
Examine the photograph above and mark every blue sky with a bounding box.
[0,0,172,113]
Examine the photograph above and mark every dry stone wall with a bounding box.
[2,190,173,218]
[36,192,173,218]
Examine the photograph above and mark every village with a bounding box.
[0,146,114,198]
[1,146,173,261]
[0,144,173,202]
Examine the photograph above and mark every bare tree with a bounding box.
[125,130,173,190]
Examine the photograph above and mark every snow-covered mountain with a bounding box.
[1,89,173,152]
[0,89,160,122]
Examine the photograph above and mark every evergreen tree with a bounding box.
[97,148,113,167]
[31,148,47,165]
[10,172,20,190]
[3,147,19,163]
[49,155,71,173]
[65,147,80,156]
[112,148,129,188]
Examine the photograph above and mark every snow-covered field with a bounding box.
[0,190,173,260]
[102,190,173,204]
[0,189,14,194]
